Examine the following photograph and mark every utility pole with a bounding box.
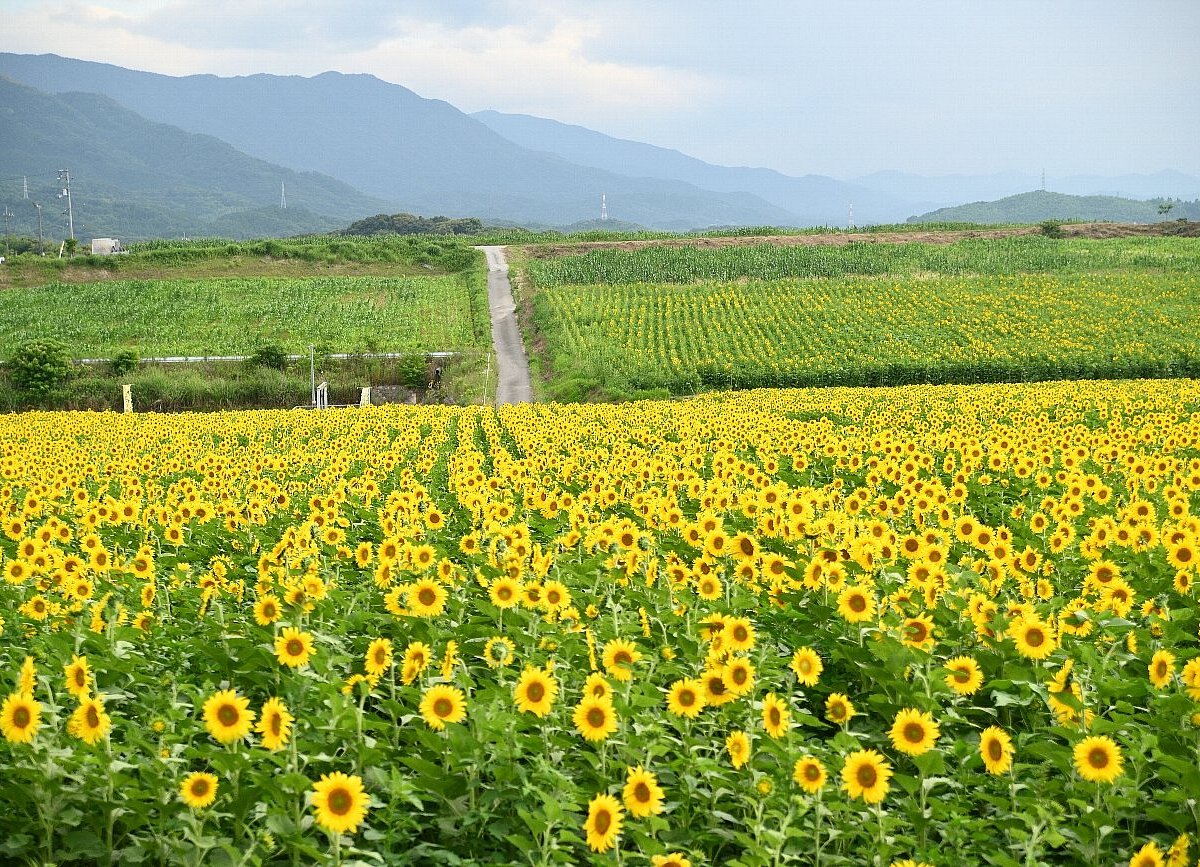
[22,176,29,199]
[281,181,287,210]
[58,168,75,240]
[32,202,43,255]
[848,203,855,230]
[600,193,608,221]
[2,206,11,256]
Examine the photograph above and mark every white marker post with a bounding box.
[122,384,133,413]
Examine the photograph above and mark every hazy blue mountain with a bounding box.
[471,109,915,225]
[0,53,798,230]
[0,76,391,240]
[908,190,1200,224]
[856,170,1200,209]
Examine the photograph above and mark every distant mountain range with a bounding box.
[910,190,1200,225]
[1,52,1198,240]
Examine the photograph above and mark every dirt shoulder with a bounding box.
[522,221,1200,259]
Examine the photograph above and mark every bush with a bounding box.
[1040,219,1063,239]
[247,343,289,371]
[7,338,73,396]
[398,354,428,389]
[109,349,140,377]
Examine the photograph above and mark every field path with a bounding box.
[477,246,533,404]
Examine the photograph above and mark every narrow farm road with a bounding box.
[477,246,534,404]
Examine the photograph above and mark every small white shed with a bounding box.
[90,238,125,255]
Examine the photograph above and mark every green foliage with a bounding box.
[108,349,140,377]
[0,272,486,358]
[397,354,429,389]
[341,213,485,236]
[527,236,1200,286]
[5,337,73,395]
[1040,219,1064,239]
[247,343,289,371]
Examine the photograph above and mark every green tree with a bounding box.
[7,338,73,396]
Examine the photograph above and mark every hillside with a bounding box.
[0,53,799,231]
[471,109,916,225]
[909,190,1200,225]
[0,77,391,240]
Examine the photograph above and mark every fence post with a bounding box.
[122,384,133,413]
[359,386,372,407]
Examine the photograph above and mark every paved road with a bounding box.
[477,246,533,404]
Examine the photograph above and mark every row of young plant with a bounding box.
[528,272,1200,397]
[1,379,1199,864]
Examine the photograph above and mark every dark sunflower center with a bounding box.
[849,595,866,612]
[633,782,650,802]
[1025,629,1045,647]
[805,764,820,781]
[434,698,453,717]
[1088,747,1109,769]
[287,639,304,656]
[328,788,352,815]
[14,707,30,727]
[527,682,545,703]
[614,651,631,665]
[586,707,606,727]
[856,764,878,787]
[217,705,238,726]
[733,626,748,642]
[679,689,696,707]
[418,588,436,606]
[192,780,210,796]
[952,668,970,683]
[594,809,611,834]
[86,706,100,728]
[987,739,1003,761]
[270,713,282,736]
[904,722,925,743]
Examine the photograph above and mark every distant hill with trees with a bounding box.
[909,190,1200,224]
[340,213,484,236]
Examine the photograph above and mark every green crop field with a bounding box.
[0,273,489,358]
[523,238,1200,398]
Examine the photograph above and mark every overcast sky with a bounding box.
[3,0,1198,179]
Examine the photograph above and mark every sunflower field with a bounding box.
[1,379,1199,865]
[529,272,1200,394]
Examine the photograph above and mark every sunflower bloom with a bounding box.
[1148,649,1175,689]
[203,689,255,745]
[583,793,623,853]
[943,656,983,696]
[790,647,823,686]
[666,678,705,719]
[1,692,42,744]
[889,707,940,757]
[1074,735,1123,784]
[842,749,892,804]
[761,692,790,739]
[364,638,393,677]
[180,772,219,809]
[793,756,827,794]
[275,627,315,668]
[312,772,370,835]
[726,730,750,769]
[573,696,618,742]
[67,696,111,745]
[979,726,1014,775]
[622,766,665,817]
[256,697,294,751]
[513,666,558,717]
[420,684,467,731]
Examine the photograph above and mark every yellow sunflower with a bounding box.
[701,667,735,706]
[256,697,294,751]
[761,692,790,739]
[651,854,692,867]
[836,585,877,624]
[1,692,42,744]
[583,793,623,853]
[513,666,558,717]
[489,577,522,609]
[790,647,823,686]
[420,684,467,731]
[364,638,393,677]
[943,656,983,696]
[1073,735,1123,784]
[312,771,370,835]
[622,765,665,818]
[573,696,618,742]
[666,678,705,719]
[203,689,254,745]
[407,578,447,617]
[253,595,281,626]
[602,639,642,683]
[1129,841,1165,867]
[841,749,892,804]
[67,696,111,745]
[888,708,940,757]
[1148,649,1175,689]
[275,627,315,668]
[401,641,433,685]
[722,658,756,696]
[724,617,756,653]
[726,730,750,769]
[825,692,856,726]
[900,614,936,651]
[979,726,1014,775]
[179,772,219,809]
[792,756,827,794]
[63,655,92,699]
[483,636,516,669]
[1010,616,1057,660]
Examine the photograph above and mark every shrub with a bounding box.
[6,338,73,396]
[398,354,428,389]
[109,349,140,377]
[1040,219,1063,239]
[247,343,289,371]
